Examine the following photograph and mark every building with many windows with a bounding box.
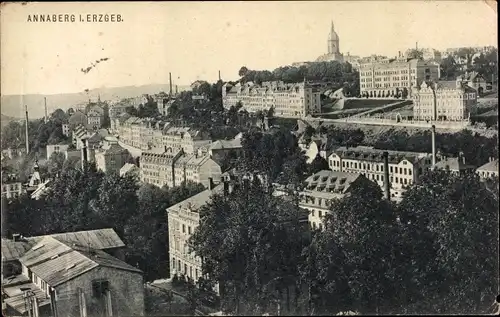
[95,142,131,175]
[412,80,477,121]
[222,81,322,118]
[46,144,70,160]
[168,182,225,283]
[359,57,440,98]
[328,146,433,201]
[299,170,366,230]
[1,174,25,199]
[140,149,222,188]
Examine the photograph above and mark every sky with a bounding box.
[1,1,497,95]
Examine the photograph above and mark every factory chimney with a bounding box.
[431,125,436,169]
[382,151,391,201]
[175,85,178,96]
[25,105,30,154]
[81,138,89,170]
[44,97,48,123]
[169,72,173,97]
[218,70,221,81]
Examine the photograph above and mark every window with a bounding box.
[318,210,322,218]
[92,280,110,298]
[182,224,185,233]
[184,264,188,274]
[188,226,191,235]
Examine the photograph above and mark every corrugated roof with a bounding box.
[1,238,36,262]
[19,237,141,287]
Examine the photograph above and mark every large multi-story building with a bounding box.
[140,149,222,188]
[359,57,440,98]
[299,170,366,230]
[222,81,321,118]
[168,182,225,283]
[328,146,433,201]
[405,48,442,62]
[1,174,25,199]
[87,104,105,129]
[412,80,477,121]
[95,142,131,175]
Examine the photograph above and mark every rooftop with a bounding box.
[331,146,429,164]
[303,170,362,196]
[476,159,498,172]
[167,184,224,213]
[2,228,125,262]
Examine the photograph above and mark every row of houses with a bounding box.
[139,134,243,189]
[110,114,213,154]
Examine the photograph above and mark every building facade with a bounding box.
[222,81,322,118]
[299,170,364,230]
[95,143,131,175]
[328,146,433,200]
[412,80,477,121]
[140,149,222,189]
[2,230,143,317]
[359,58,440,98]
[1,175,25,199]
[46,144,70,160]
[168,184,224,283]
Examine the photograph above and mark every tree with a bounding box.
[90,173,139,236]
[440,55,459,80]
[163,181,206,205]
[308,155,329,175]
[406,49,424,60]
[320,177,398,314]
[125,184,171,281]
[189,181,309,315]
[238,66,249,77]
[396,170,499,314]
[125,105,138,117]
[46,152,66,178]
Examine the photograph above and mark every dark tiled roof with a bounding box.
[304,170,361,195]
[332,146,429,164]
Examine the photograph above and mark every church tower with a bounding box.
[327,21,340,55]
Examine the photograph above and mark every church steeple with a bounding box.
[328,20,340,55]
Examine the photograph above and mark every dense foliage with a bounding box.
[2,162,205,281]
[189,169,498,315]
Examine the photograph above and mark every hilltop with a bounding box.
[0,84,191,119]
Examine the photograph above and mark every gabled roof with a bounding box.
[2,228,125,262]
[19,237,140,287]
[209,138,242,150]
[477,159,499,172]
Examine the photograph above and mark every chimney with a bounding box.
[218,70,221,81]
[431,125,436,169]
[25,105,30,154]
[208,177,214,190]
[81,138,88,169]
[169,72,173,97]
[175,85,178,95]
[383,151,391,201]
[44,97,48,123]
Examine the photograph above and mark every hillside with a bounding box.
[0,84,191,119]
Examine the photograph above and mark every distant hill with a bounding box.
[0,84,191,119]
[0,113,22,127]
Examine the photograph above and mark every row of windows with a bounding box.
[331,160,414,175]
[171,256,199,281]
